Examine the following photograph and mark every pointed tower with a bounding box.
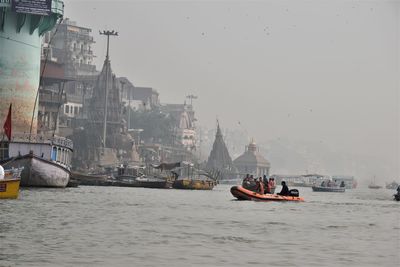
[206,122,234,172]
[88,56,122,147]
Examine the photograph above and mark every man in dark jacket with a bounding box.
[278,181,289,196]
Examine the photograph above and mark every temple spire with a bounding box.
[206,121,233,171]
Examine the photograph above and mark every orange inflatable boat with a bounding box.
[230,186,305,202]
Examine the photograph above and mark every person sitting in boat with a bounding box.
[340,181,345,187]
[268,177,275,189]
[258,177,264,194]
[278,181,290,196]
[242,174,250,184]
[263,176,271,194]
[321,181,326,187]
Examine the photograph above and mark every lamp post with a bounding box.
[99,30,118,148]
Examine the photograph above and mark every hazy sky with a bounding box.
[65,0,399,177]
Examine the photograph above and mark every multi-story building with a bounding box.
[41,18,98,135]
[118,77,160,111]
[43,18,96,77]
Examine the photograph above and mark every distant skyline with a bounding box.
[65,0,399,179]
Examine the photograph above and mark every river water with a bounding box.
[1,185,399,267]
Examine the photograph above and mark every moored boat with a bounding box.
[136,176,173,189]
[230,185,304,202]
[114,163,175,189]
[0,134,73,188]
[0,167,23,199]
[172,178,216,190]
[70,171,110,186]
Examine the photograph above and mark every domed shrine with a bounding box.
[233,140,270,178]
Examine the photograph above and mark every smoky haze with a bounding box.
[65,0,399,183]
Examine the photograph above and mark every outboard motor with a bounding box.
[289,189,299,197]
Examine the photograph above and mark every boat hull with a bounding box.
[71,171,110,186]
[230,186,304,202]
[173,179,215,190]
[135,176,172,189]
[368,185,382,189]
[0,178,20,199]
[312,186,345,192]
[2,154,70,188]
[113,175,173,189]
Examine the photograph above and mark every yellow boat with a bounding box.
[0,168,23,199]
[172,178,216,190]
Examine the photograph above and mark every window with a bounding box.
[0,142,9,160]
[65,105,69,114]
[74,106,78,115]
[51,146,57,161]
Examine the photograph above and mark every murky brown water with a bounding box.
[0,185,399,266]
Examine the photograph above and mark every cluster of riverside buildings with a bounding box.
[38,18,197,170]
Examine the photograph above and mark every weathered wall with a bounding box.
[0,1,63,135]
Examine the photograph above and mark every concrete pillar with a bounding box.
[0,1,63,135]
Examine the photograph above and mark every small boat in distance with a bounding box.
[368,184,382,189]
[0,167,23,199]
[312,179,345,192]
[312,186,345,193]
[368,176,382,189]
[230,186,304,202]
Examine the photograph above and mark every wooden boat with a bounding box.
[173,178,216,190]
[0,167,23,199]
[312,186,345,192]
[0,134,73,188]
[115,163,175,189]
[2,152,70,187]
[135,176,173,189]
[230,186,304,202]
[71,171,110,186]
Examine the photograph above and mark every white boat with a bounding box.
[0,134,73,188]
